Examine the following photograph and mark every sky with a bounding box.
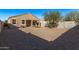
[0,9,78,21]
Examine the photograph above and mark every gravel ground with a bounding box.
[19,27,68,41]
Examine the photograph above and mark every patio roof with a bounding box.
[8,13,40,20]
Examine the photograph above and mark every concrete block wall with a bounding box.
[57,21,76,29]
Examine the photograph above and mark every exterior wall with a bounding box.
[8,18,27,27]
[57,21,76,29]
[39,20,48,27]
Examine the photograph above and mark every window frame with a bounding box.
[12,19,16,24]
[22,20,25,24]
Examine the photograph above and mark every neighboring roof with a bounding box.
[0,20,3,22]
[8,13,40,20]
[0,20,1,22]
[0,20,3,24]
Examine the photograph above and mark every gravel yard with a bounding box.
[19,27,68,41]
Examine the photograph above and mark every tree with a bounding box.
[43,11,61,28]
[64,11,79,24]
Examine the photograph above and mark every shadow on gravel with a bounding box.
[0,24,51,50]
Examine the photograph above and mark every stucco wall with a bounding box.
[57,21,76,29]
[39,20,48,27]
[8,14,39,27]
[8,17,26,27]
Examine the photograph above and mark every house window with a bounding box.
[22,20,25,24]
[12,19,16,24]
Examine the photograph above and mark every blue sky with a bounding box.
[0,9,78,21]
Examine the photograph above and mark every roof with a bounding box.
[8,13,40,20]
[0,20,1,22]
[0,20,3,22]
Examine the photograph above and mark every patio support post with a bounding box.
[31,20,33,27]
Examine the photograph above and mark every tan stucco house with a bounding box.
[8,14,40,27]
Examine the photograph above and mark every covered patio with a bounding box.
[26,20,37,27]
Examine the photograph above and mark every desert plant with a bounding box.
[64,11,79,21]
[43,11,61,28]
[3,20,10,29]
[64,11,79,25]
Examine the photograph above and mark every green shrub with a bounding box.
[3,22,10,29]
[48,22,58,28]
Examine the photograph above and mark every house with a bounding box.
[8,14,40,27]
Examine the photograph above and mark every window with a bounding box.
[22,20,25,24]
[12,19,16,24]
